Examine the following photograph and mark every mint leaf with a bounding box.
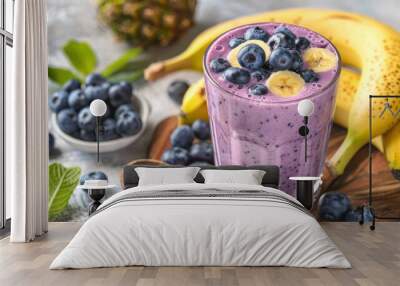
[63,39,97,76]
[108,70,143,83]
[101,48,142,77]
[48,162,81,220]
[48,66,82,85]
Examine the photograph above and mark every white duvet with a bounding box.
[50,183,350,269]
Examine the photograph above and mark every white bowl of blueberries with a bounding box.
[50,73,150,153]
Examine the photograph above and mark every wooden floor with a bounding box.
[0,222,398,286]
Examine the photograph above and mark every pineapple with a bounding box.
[97,0,197,47]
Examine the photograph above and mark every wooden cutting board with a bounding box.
[148,116,400,218]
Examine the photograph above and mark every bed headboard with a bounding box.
[122,165,280,189]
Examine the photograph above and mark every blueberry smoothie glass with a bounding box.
[203,23,340,196]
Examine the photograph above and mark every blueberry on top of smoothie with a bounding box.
[229,37,246,48]
[301,69,319,83]
[224,67,251,84]
[244,26,270,42]
[237,44,266,70]
[290,50,303,72]
[251,70,269,81]
[295,37,310,51]
[210,58,231,73]
[269,48,294,71]
[274,26,296,40]
[249,84,268,96]
[267,33,295,50]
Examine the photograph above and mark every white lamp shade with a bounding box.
[90,99,107,117]
[297,99,314,117]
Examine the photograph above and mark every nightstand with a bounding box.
[289,177,321,210]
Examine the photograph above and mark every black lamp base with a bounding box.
[358,205,376,231]
[88,188,106,215]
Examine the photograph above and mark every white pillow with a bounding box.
[135,167,200,186]
[200,169,266,185]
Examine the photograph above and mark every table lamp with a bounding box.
[89,99,107,163]
[297,99,314,163]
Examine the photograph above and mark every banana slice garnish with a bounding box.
[227,39,271,68]
[266,71,305,97]
[303,47,337,72]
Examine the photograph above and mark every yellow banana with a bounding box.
[335,68,383,151]
[382,124,400,175]
[145,8,400,179]
[335,68,400,173]
[179,78,208,125]
[145,9,316,80]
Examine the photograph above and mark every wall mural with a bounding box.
[47,1,400,222]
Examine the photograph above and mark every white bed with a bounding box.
[50,182,350,269]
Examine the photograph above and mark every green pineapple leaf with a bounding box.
[101,47,142,77]
[48,66,82,85]
[63,39,97,76]
[48,162,81,220]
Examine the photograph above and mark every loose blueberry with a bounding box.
[223,67,251,84]
[78,107,97,131]
[210,58,231,73]
[249,84,268,96]
[192,120,210,140]
[57,108,79,135]
[319,191,352,221]
[290,50,303,72]
[244,26,270,42]
[109,82,133,107]
[80,171,108,185]
[84,85,109,102]
[167,80,190,104]
[229,37,246,48]
[68,90,89,111]
[301,69,319,83]
[116,111,142,137]
[189,142,214,164]
[161,147,190,165]
[80,129,97,141]
[85,73,107,86]
[99,118,119,140]
[171,125,194,149]
[274,26,296,40]
[114,104,135,119]
[295,37,310,51]
[267,33,296,50]
[49,91,69,113]
[49,133,55,154]
[268,48,294,71]
[62,79,81,93]
[237,44,266,70]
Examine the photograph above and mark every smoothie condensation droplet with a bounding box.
[203,23,339,196]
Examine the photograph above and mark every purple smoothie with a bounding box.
[203,23,340,196]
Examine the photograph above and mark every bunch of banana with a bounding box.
[145,8,400,180]
[181,67,400,176]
